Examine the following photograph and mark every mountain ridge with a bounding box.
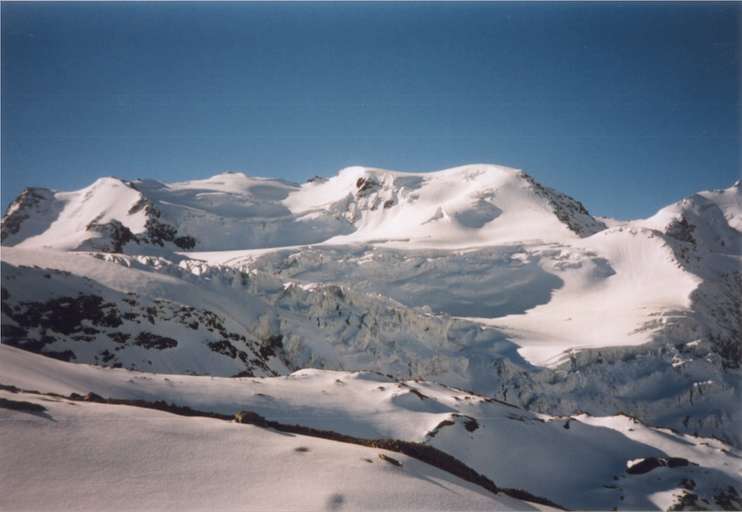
[1,164,609,252]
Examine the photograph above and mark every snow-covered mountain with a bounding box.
[1,164,605,252]
[2,164,740,509]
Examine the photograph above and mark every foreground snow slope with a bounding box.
[2,389,542,512]
[2,345,740,511]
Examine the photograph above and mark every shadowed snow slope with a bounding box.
[1,389,541,511]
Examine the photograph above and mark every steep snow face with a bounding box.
[2,346,740,511]
[1,165,606,252]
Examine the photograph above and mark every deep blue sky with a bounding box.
[2,2,739,219]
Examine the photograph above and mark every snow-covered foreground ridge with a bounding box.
[1,348,545,512]
[2,345,741,511]
[1,164,741,508]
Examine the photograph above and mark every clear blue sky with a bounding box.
[2,1,739,219]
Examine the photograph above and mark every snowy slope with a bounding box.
[1,388,542,512]
[2,345,740,511]
[487,227,702,365]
